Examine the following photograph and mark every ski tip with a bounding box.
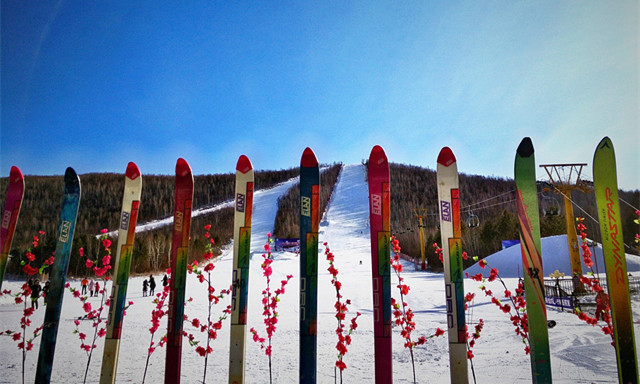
[236,155,253,174]
[175,158,192,178]
[64,167,80,190]
[369,145,388,166]
[125,162,141,180]
[9,166,24,183]
[516,137,534,158]
[596,136,613,152]
[64,167,77,179]
[437,147,456,167]
[301,147,318,168]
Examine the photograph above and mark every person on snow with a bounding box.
[149,275,156,296]
[595,290,610,321]
[143,279,148,297]
[162,274,168,287]
[95,281,100,297]
[81,277,89,295]
[42,281,50,305]
[88,279,95,297]
[31,280,42,309]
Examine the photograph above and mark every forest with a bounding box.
[1,162,638,278]
[386,163,640,271]
[0,167,299,277]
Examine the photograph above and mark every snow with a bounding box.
[2,163,639,383]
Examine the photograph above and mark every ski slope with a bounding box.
[1,163,639,383]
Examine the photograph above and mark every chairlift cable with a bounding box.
[550,184,637,252]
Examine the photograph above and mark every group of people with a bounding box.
[142,275,156,297]
[28,278,50,309]
[80,277,101,297]
[143,274,169,297]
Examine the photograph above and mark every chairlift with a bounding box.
[540,185,560,217]
[467,211,480,228]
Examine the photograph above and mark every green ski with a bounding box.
[514,138,552,383]
[593,136,638,384]
[300,147,320,383]
[35,168,81,384]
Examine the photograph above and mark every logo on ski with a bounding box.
[1,210,11,229]
[175,211,183,232]
[301,196,311,217]
[120,211,130,231]
[604,187,625,283]
[440,200,451,222]
[371,194,381,215]
[59,220,72,243]
[236,193,245,213]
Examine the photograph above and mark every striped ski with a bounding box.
[0,166,25,291]
[229,155,254,384]
[436,147,468,383]
[35,168,81,384]
[300,147,320,383]
[165,158,194,384]
[593,136,638,384]
[100,162,142,384]
[368,145,392,384]
[514,138,552,383]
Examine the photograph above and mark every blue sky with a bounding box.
[2,1,638,190]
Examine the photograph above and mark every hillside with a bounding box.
[0,167,299,277]
[386,163,639,270]
[1,162,638,278]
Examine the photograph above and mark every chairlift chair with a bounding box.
[541,191,560,217]
[467,211,480,228]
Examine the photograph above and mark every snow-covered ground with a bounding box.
[2,163,639,383]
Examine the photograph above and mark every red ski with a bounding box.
[368,145,392,384]
[0,166,25,291]
[165,158,194,384]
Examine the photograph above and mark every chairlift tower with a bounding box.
[539,163,592,287]
[414,208,428,270]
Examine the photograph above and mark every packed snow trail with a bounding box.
[2,164,640,383]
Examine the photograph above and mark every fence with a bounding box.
[544,276,640,298]
[543,275,640,312]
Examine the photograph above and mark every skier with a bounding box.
[31,280,42,309]
[81,277,88,295]
[149,275,156,296]
[595,290,610,321]
[162,274,168,287]
[42,281,50,305]
[143,279,148,297]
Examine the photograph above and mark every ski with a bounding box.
[436,147,468,383]
[592,136,638,384]
[100,162,142,384]
[0,166,25,291]
[514,138,552,383]
[35,167,81,384]
[165,158,194,384]
[229,155,254,384]
[300,147,320,384]
[368,145,392,384]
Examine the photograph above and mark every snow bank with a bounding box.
[465,234,640,278]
